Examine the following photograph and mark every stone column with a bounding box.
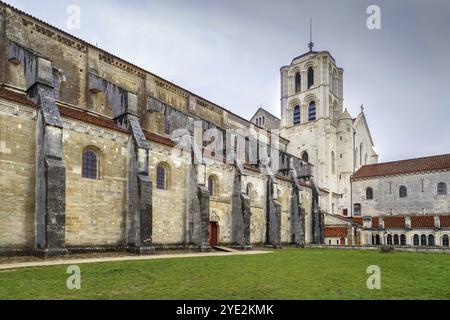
[197,185,211,252]
[8,42,68,257]
[88,73,154,254]
[230,167,252,249]
[265,176,282,248]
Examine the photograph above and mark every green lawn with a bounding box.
[0,249,449,300]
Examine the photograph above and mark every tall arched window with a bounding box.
[331,151,336,174]
[366,187,373,200]
[359,143,364,166]
[437,182,447,195]
[353,203,361,216]
[387,234,392,245]
[307,67,314,89]
[82,148,99,180]
[400,234,406,246]
[394,234,399,245]
[399,186,408,198]
[246,183,253,203]
[308,101,316,121]
[375,234,380,245]
[156,164,169,190]
[302,151,309,163]
[293,105,301,125]
[413,234,419,246]
[428,234,435,246]
[208,175,217,197]
[420,234,427,246]
[295,72,301,93]
[443,234,449,247]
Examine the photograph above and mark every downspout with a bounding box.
[350,127,356,218]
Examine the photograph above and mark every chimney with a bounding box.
[434,216,441,230]
[363,216,372,230]
[405,216,412,230]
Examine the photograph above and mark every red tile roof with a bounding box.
[372,217,379,228]
[351,217,363,226]
[352,154,450,180]
[325,227,348,238]
[383,216,405,228]
[440,215,450,228]
[0,87,37,107]
[411,216,435,228]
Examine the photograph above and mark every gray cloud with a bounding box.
[5,0,450,162]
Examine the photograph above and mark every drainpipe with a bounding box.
[350,127,356,218]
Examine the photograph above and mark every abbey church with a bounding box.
[0,2,449,257]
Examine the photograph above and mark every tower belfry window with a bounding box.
[295,72,301,93]
[293,105,301,125]
[308,101,316,121]
[307,67,314,89]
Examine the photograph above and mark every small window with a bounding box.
[399,186,407,198]
[443,234,449,247]
[293,105,301,125]
[342,208,348,216]
[308,101,316,121]
[400,234,406,246]
[413,234,419,246]
[156,164,168,190]
[208,176,217,197]
[428,234,435,246]
[302,151,309,163]
[437,182,447,195]
[295,72,301,93]
[307,67,314,89]
[387,234,392,245]
[420,234,427,246]
[82,149,99,180]
[353,203,361,216]
[366,187,373,200]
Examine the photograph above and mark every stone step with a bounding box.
[212,246,239,253]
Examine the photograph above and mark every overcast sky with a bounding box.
[5,0,450,162]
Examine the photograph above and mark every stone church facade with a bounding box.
[0,2,325,256]
[0,2,448,256]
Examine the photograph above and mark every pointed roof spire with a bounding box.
[308,18,314,52]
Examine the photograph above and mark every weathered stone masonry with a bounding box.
[0,2,324,256]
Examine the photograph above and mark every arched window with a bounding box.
[443,234,449,247]
[331,151,336,174]
[295,72,301,93]
[399,186,408,198]
[413,234,419,246]
[394,234,399,245]
[387,234,392,245]
[246,183,253,203]
[420,234,427,246]
[302,151,309,163]
[437,182,447,195]
[366,187,373,200]
[82,148,99,180]
[359,143,364,166]
[428,234,435,246]
[375,234,380,245]
[307,67,314,89]
[293,105,301,125]
[308,101,316,121]
[156,164,169,190]
[400,234,406,246]
[208,175,217,197]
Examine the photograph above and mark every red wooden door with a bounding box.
[340,238,346,245]
[209,222,217,246]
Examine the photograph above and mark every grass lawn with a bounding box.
[0,248,449,300]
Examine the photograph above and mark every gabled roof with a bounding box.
[353,111,375,147]
[250,107,280,122]
[352,153,450,180]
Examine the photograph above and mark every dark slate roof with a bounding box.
[352,154,450,180]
